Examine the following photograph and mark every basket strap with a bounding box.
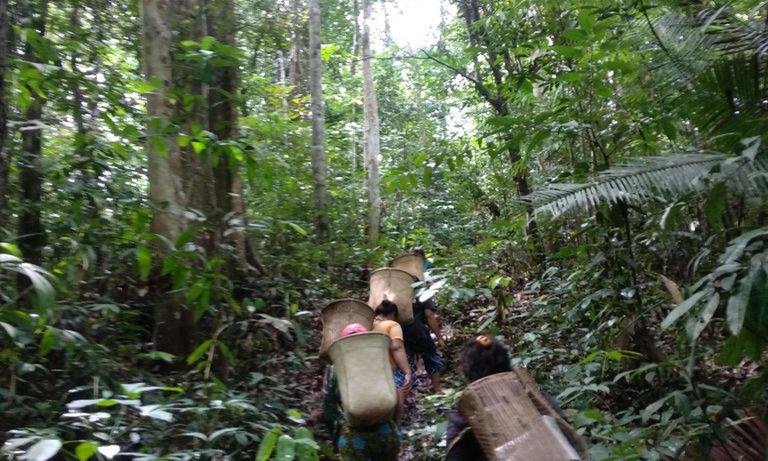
[446,427,472,454]
[513,368,591,461]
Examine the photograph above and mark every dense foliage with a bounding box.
[1,0,767,460]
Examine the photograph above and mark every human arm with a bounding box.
[390,338,412,391]
[425,308,445,348]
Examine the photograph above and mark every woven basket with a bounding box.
[319,299,375,359]
[367,268,415,324]
[327,332,397,427]
[458,369,590,461]
[389,253,425,281]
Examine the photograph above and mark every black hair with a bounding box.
[459,335,512,382]
[375,299,399,318]
[410,246,426,257]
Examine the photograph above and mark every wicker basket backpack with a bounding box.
[456,368,590,461]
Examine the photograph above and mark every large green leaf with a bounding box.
[20,439,62,461]
[136,244,152,281]
[255,428,281,461]
[661,289,710,330]
[705,182,726,232]
[726,263,759,334]
[686,292,720,340]
[276,434,295,461]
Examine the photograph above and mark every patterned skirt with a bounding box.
[337,418,401,461]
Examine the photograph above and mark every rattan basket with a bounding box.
[319,298,375,359]
[367,268,415,324]
[327,332,397,427]
[389,253,425,281]
[457,369,590,461]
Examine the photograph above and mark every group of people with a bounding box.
[321,250,534,461]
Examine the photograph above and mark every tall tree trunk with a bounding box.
[350,0,360,172]
[362,0,381,247]
[288,0,302,89]
[68,3,103,287]
[309,0,329,240]
[140,0,193,356]
[0,0,9,223]
[206,0,262,276]
[18,0,49,274]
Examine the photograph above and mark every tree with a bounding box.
[0,0,9,223]
[18,0,49,283]
[140,0,193,356]
[308,0,329,240]
[362,0,380,247]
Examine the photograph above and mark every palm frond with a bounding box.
[697,4,768,58]
[521,151,768,217]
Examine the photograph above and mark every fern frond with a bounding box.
[521,151,768,217]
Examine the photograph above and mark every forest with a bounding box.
[1,0,767,459]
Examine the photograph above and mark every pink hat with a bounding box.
[341,323,368,336]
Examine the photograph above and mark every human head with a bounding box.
[341,323,368,336]
[410,246,425,257]
[459,335,511,382]
[374,299,398,320]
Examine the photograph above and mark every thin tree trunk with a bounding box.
[350,0,360,172]
[362,0,381,247]
[288,0,302,89]
[140,0,193,356]
[18,0,49,273]
[208,0,244,254]
[68,3,103,287]
[0,0,9,222]
[309,0,329,240]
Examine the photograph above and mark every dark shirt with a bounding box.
[445,410,485,461]
[402,297,437,352]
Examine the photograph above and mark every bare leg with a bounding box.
[396,388,408,424]
[430,373,442,393]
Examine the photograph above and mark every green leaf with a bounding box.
[75,441,99,461]
[557,72,585,83]
[0,242,22,257]
[150,136,168,157]
[741,136,761,161]
[686,292,719,340]
[562,28,588,43]
[142,351,176,363]
[191,141,206,154]
[661,290,709,329]
[200,36,216,50]
[134,81,157,94]
[717,333,748,366]
[16,263,55,308]
[20,439,62,461]
[256,428,281,461]
[641,392,677,423]
[281,221,307,236]
[39,327,58,357]
[217,341,235,364]
[137,244,152,281]
[209,427,240,441]
[660,202,682,230]
[578,10,596,31]
[186,339,215,365]
[276,434,295,461]
[551,45,581,59]
[726,263,758,334]
[706,182,727,232]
